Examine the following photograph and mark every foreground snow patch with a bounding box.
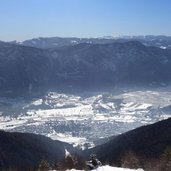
[66,165,144,171]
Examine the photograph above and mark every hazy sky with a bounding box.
[0,0,171,41]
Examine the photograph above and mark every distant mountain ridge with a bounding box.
[0,40,171,94]
[9,35,171,49]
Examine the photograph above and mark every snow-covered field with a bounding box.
[66,165,144,171]
[0,88,171,147]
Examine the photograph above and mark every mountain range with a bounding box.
[1,39,171,95]
[1,36,171,171]
[10,35,171,49]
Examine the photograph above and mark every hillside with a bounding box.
[1,41,171,95]
[84,118,171,166]
[0,131,73,170]
[0,119,170,170]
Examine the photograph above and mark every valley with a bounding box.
[0,87,171,148]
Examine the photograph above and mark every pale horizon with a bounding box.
[0,0,171,41]
[1,34,171,42]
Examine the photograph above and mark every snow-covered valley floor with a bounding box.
[0,87,171,147]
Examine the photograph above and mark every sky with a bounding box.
[0,0,171,41]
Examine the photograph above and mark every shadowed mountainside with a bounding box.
[0,131,73,170]
[1,41,171,95]
[0,119,171,170]
[85,118,171,165]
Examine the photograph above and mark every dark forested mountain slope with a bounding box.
[49,41,171,86]
[0,42,53,93]
[0,131,73,170]
[1,41,171,94]
[86,118,171,165]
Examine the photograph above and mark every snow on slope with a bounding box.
[66,165,144,171]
